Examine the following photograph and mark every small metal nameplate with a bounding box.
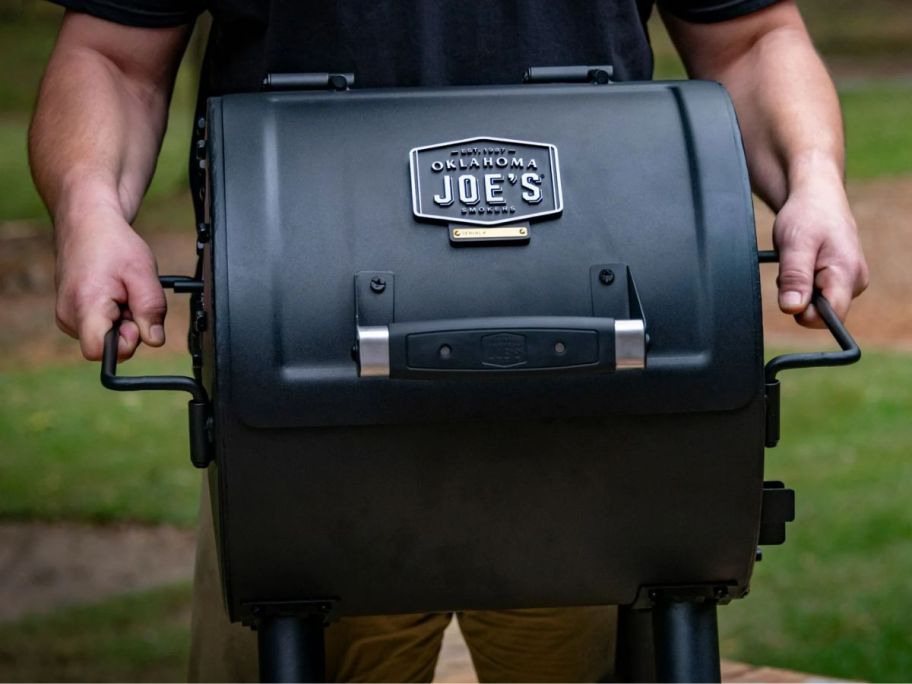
[450,225,530,243]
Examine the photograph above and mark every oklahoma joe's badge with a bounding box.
[409,137,562,240]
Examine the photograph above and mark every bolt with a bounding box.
[598,268,615,285]
[370,277,386,293]
[554,341,566,354]
[439,344,452,360]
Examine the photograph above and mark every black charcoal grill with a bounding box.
[100,71,860,682]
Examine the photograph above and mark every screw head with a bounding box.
[598,269,615,285]
[369,277,386,293]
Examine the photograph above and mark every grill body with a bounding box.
[199,80,765,624]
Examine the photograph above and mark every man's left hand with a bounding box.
[773,177,869,327]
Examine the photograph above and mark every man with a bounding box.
[30,1,868,680]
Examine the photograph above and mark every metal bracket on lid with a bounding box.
[590,264,648,370]
[354,271,395,377]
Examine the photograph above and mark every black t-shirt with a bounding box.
[51,0,780,93]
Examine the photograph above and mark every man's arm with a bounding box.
[661,0,869,326]
[29,11,191,360]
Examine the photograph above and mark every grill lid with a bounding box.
[205,80,763,428]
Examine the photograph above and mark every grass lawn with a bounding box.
[719,349,912,681]
[841,84,912,180]
[0,583,191,683]
[0,356,199,526]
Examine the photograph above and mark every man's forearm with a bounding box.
[30,15,185,226]
[663,1,868,325]
[689,22,844,212]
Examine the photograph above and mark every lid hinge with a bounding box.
[262,72,354,91]
[523,65,613,85]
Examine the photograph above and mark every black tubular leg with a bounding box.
[652,599,721,683]
[257,615,325,683]
[615,605,657,682]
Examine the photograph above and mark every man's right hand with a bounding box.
[28,11,192,363]
[55,200,166,362]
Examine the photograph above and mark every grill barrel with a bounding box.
[98,77,860,682]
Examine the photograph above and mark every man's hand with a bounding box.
[773,168,869,327]
[29,12,190,360]
[54,198,165,361]
[662,1,869,326]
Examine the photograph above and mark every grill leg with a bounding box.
[257,614,325,683]
[651,598,721,683]
[615,604,657,682]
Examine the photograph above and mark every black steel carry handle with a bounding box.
[760,250,861,448]
[99,275,212,468]
[357,315,646,379]
[759,250,861,383]
[101,320,206,402]
[764,291,861,383]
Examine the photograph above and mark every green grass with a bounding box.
[0,5,61,114]
[841,84,912,180]
[719,350,912,681]
[0,356,200,526]
[0,114,46,220]
[0,583,191,683]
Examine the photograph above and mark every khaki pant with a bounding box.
[188,477,617,682]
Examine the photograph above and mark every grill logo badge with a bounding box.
[410,137,563,226]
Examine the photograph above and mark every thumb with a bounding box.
[123,267,167,347]
[776,239,818,316]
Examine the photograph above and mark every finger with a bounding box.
[797,268,854,328]
[776,239,818,317]
[117,320,141,362]
[123,269,167,347]
[77,297,128,361]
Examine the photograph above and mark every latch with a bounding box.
[758,481,795,545]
